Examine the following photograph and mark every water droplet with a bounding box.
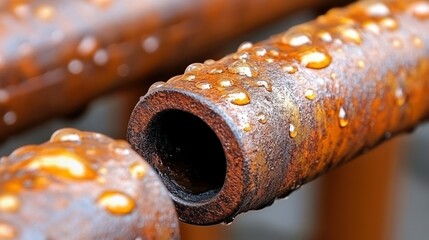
[35,4,54,21]
[362,21,381,34]
[335,47,344,54]
[395,87,406,106]
[412,37,423,48]
[409,2,429,19]
[86,148,98,156]
[228,60,258,77]
[185,63,204,73]
[3,111,17,125]
[256,112,268,124]
[242,122,252,132]
[117,64,130,77]
[238,42,253,51]
[195,82,212,90]
[149,81,165,91]
[333,16,356,25]
[304,89,316,100]
[93,49,109,65]
[282,65,298,74]
[318,31,333,42]
[226,89,251,105]
[357,60,365,69]
[97,191,135,215]
[78,36,98,56]
[365,2,390,17]
[282,32,312,47]
[68,59,84,74]
[51,128,82,142]
[379,18,398,30]
[142,36,159,53]
[217,79,233,88]
[182,74,196,81]
[391,39,402,48]
[109,140,131,155]
[255,80,272,92]
[339,28,362,44]
[289,124,298,138]
[130,162,147,179]
[0,90,9,103]
[98,167,108,175]
[0,222,17,239]
[0,193,19,213]
[339,106,349,127]
[208,68,223,74]
[254,47,267,56]
[204,59,216,65]
[233,52,251,60]
[298,49,332,69]
[222,217,235,225]
[268,49,280,57]
[25,150,96,180]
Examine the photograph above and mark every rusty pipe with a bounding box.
[0,128,179,239]
[128,1,429,225]
[0,0,342,141]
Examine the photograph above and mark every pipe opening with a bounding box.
[143,110,226,201]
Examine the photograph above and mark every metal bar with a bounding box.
[0,0,336,141]
[128,1,429,225]
[0,128,179,239]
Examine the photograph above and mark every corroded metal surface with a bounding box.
[0,0,336,140]
[0,129,179,239]
[128,1,429,225]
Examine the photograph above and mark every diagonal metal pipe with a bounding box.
[128,1,429,225]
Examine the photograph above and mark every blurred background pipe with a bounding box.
[0,128,179,240]
[128,1,429,225]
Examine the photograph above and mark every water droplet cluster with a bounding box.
[0,0,169,131]
[144,1,426,136]
[96,191,136,215]
[0,128,157,230]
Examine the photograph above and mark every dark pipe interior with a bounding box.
[143,110,226,201]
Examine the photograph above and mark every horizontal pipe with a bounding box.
[0,128,179,239]
[0,0,339,141]
[128,1,429,225]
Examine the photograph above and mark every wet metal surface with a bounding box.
[128,1,429,225]
[0,128,179,239]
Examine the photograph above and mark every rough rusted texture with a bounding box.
[0,128,179,239]
[128,1,429,225]
[0,0,340,141]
